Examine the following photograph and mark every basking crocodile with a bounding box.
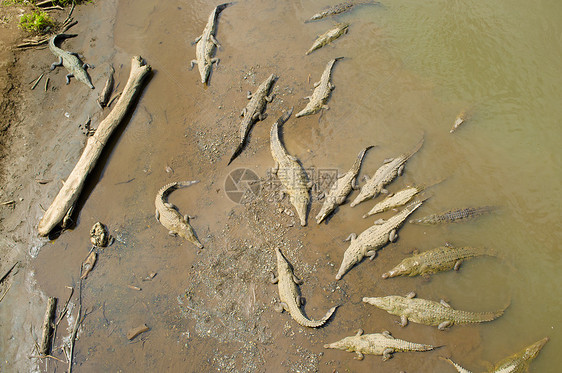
[190,2,233,85]
[382,244,492,279]
[441,337,549,373]
[336,199,425,280]
[49,34,94,89]
[296,57,343,118]
[271,247,337,328]
[409,206,495,225]
[362,292,506,330]
[316,145,374,224]
[306,23,349,55]
[305,1,381,22]
[324,329,437,361]
[155,181,203,249]
[228,74,277,165]
[363,185,423,218]
[350,136,424,207]
[270,108,311,226]
[97,65,114,108]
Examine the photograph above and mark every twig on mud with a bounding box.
[28,354,67,364]
[43,6,64,11]
[0,283,13,303]
[52,286,74,345]
[1,200,15,205]
[31,74,44,90]
[40,297,57,356]
[44,77,50,91]
[68,279,82,373]
[64,1,76,25]
[16,20,77,49]
[114,178,135,185]
[0,261,18,284]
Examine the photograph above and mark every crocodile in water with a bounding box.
[316,145,374,224]
[271,247,337,328]
[324,329,437,361]
[49,34,94,89]
[270,108,311,226]
[336,199,425,280]
[382,244,492,279]
[305,1,381,23]
[441,337,549,372]
[409,206,495,225]
[228,74,276,165]
[155,181,203,249]
[296,57,343,118]
[363,292,506,330]
[190,3,233,85]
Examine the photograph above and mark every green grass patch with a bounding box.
[19,10,54,33]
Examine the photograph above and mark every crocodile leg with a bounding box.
[211,58,219,66]
[389,229,398,242]
[83,63,94,70]
[155,209,160,221]
[438,320,453,330]
[265,94,274,102]
[292,275,303,285]
[344,232,357,242]
[313,81,320,88]
[398,165,405,176]
[270,272,278,284]
[65,73,74,84]
[190,60,197,69]
[51,56,63,70]
[273,302,285,313]
[210,35,221,48]
[400,315,408,327]
[322,105,330,110]
[354,352,364,361]
[382,348,394,361]
[454,260,462,271]
[168,231,178,237]
[192,35,202,45]
[366,250,377,260]
[296,295,305,306]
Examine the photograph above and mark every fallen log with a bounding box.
[38,56,151,236]
[39,297,57,356]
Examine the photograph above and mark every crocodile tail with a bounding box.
[158,180,200,198]
[439,357,473,373]
[406,340,438,352]
[227,142,245,165]
[216,2,235,13]
[351,145,375,174]
[294,305,338,328]
[404,134,425,160]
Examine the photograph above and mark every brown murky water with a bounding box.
[1,0,560,371]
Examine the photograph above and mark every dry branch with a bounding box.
[40,297,57,356]
[38,56,151,236]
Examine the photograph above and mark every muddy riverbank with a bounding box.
[1,0,560,372]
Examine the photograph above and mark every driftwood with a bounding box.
[40,297,57,356]
[127,324,149,340]
[38,56,151,236]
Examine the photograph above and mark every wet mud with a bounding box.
[0,0,560,372]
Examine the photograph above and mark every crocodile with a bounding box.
[305,1,381,23]
[324,329,437,361]
[450,109,470,134]
[382,244,492,279]
[296,57,343,118]
[270,108,311,226]
[350,136,424,207]
[190,2,233,85]
[363,185,423,218]
[49,34,94,89]
[409,206,495,225]
[97,65,114,108]
[362,292,506,330]
[441,337,549,373]
[316,145,374,224]
[271,247,337,328]
[336,199,425,280]
[155,181,203,249]
[228,74,277,165]
[306,23,349,55]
